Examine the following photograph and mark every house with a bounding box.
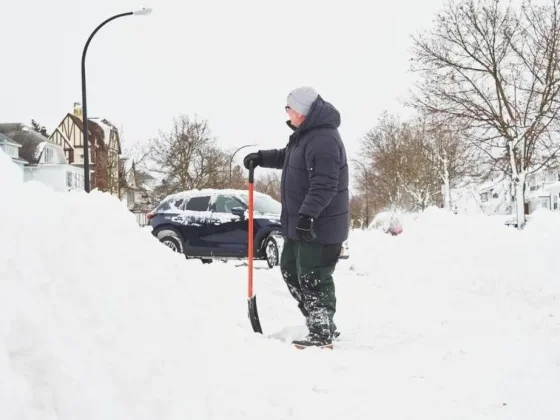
[120,158,158,212]
[0,131,27,172]
[0,123,86,191]
[525,169,560,213]
[451,168,560,216]
[450,172,514,216]
[49,103,122,195]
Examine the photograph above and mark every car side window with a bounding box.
[214,195,244,213]
[173,198,184,209]
[185,196,211,211]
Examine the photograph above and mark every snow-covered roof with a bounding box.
[90,118,119,152]
[0,123,49,164]
[543,181,560,192]
[141,171,156,180]
[35,142,46,160]
[165,188,269,201]
[526,189,551,199]
[0,132,20,147]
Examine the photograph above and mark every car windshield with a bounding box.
[238,193,281,215]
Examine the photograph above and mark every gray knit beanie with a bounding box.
[286,86,319,116]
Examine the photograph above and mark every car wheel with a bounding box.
[201,259,213,264]
[265,235,280,268]
[156,229,184,254]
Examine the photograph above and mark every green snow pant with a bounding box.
[280,238,342,339]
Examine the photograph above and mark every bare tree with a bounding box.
[398,123,443,210]
[416,118,480,210]
[228,164,247,189]
[118,148,151,199]
[360,113,406,210]
[409,0,560,227]
[349,194,368,229]
[360,112,442,211]
[255,171,281,201]
[148,115,221,194]
[196,144,231,189]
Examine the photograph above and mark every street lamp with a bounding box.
[229,144,256,183]
[81,8,152,192]
[351,158,370,228]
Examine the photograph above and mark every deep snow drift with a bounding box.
[1,149,559,419]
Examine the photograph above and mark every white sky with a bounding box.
[1,0,446,186]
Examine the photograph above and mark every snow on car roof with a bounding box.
[164,188,270,201]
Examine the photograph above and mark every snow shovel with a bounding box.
[247,160,263,334]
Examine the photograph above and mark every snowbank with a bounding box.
[1,148,559,419]
[0,150,258,419]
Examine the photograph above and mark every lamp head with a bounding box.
[133,8,152,15]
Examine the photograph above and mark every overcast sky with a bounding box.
[2,0,447,185]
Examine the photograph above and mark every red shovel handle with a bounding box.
[248,161,255,298]
[246,160,262,333]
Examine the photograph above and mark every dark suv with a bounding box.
[147,188,284,267]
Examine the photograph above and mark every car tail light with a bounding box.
[146,212,154,220]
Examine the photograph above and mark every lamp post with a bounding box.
[351,158,369,227]
[229,144,256,183]
[81,8,152,192]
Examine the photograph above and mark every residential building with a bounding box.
[0,131,27,172]
[49,103,122,195]
[450,172,514,216]
[525,169,560,213]
[120,158,158,212]
[0,123,85,191]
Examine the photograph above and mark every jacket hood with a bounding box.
[286,95,341,133]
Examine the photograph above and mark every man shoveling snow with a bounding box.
[244,86,349,349]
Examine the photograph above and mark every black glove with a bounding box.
[296,215,316,242]
[243,152,262,169]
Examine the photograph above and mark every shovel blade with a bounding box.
[248,295,263,334]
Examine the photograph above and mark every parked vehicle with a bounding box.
[147,189,284,267]
[148,188,349,266]
[369,211,403,236]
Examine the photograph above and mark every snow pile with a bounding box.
[0,149,257,419]
[343,207,559,418]
[1,147,559,419]
[0,150,23,195]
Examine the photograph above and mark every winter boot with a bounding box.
[292,334,333,350]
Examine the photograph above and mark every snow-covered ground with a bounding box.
[1,149,559,419]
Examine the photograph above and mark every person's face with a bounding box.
[285,106,306,127]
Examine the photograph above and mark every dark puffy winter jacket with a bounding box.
[259,96,349,244]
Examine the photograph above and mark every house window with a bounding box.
[480,192,489,202]
[44,147,54,163]
[553,195,558,210]
[66,172,73,187]
[2,144,19,158]
[127,190,134,204]
[74,173,84,189]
